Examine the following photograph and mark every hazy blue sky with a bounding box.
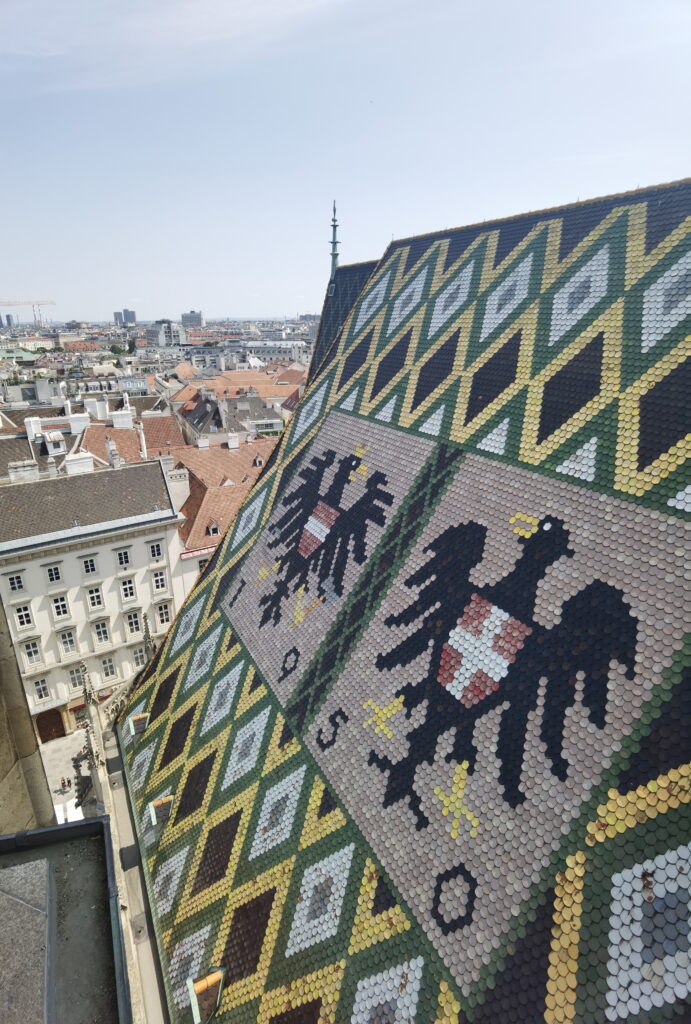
[1,0,689,322]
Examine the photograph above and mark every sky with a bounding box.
[0,0,689,323]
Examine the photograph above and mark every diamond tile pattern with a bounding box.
[121,181,691,1024]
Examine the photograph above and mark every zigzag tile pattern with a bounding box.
[120,181,691,1024]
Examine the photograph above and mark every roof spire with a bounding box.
[329,200,339,282]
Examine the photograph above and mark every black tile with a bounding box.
[174,753,216,823]
[191,810,242,895]
[149,668,179,722]
[269,1000,323,1024]
[317,786,337,819]
[537,333,603,443]
[637,355,690,470]
[412,330,459,410]
[221,888,275,983]
[338,330,374,390]
[159,706,197,769]
[464,331,521,425]
[370,330,412,400]
[372,873,397,915]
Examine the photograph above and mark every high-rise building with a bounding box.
[123,309,136,324]
[145,319,186,347]
[5,314,14,327]
[113,311,123,326]
[181,310,204,329]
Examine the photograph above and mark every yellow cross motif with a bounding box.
[362,696,405,739]
[257,560,281,581]
[433,761,479,839]
[291,585,324,627]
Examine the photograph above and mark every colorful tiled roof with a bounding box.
[120,180,691,1024]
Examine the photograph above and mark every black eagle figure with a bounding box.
[259,450,393,627]
[370,515,638,825]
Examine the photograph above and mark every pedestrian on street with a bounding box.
[66,778,72,790]
[60,777,66,790]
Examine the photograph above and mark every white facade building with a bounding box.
[0,461,198,743]
[145,320,187,347]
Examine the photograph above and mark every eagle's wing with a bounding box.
[523,579,638,783]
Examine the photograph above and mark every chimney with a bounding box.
[123,392,131,409]
[227,433,239,450]
[165,464,190,511]
[46,456,58,478]
[64,452,94,476]
[136,420,148,459]
[106,438,122,469]
[69,412,91,435]
[197,436,210,450]
[24,417,42,442]
[63,398,72,416]
[111,409,133,430]
[8,460,40,483]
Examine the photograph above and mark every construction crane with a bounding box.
[0,299,56,326]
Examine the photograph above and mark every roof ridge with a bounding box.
[384,177,691,249]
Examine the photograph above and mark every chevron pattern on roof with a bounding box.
[120,180,691,1024]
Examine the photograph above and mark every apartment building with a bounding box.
[0,460,192,743]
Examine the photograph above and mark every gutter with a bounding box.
[0,509,182,556]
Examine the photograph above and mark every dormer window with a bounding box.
[207,522,220,536]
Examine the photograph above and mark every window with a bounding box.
[101,657,116,679]
[149,542,162,560]
[133,646,147,669]
[93,621,109,644]
[87,586,103,609]
[24,640,41,665]
[121,578,136,600]
[68,667,83,690]
[152,570,166,591]
[8,574,23,592]
[52,595,69,618]
[198,558,209,574]
[207,523,220,536]
[157,603,171,626]
[15,605,32,628]
[83,557,97,575]
[34,679,49,701]
[59,630,76,654]
[126,611,141,634]
[116,549,130,568]
[46,565,61,584]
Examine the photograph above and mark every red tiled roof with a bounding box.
[80,425,143,465]
[169,437,277,488]
[141,416,185,454]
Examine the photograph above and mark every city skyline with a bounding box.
[1,0,689,322]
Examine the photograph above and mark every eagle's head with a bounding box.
[510,513,574,563]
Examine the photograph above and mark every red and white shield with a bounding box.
[297,501,340,558]
[437,594,532,708]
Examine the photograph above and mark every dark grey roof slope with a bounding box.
[2,406,66,428]
[0,437,51,477]
[309,260,377,381]
[0,461,173,543]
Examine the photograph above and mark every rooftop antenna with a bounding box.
[329,201,339,283]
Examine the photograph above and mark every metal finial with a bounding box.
[329,201,340,283]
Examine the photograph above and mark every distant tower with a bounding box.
[329,201,339,283]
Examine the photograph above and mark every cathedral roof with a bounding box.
[120,180,691,1024]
